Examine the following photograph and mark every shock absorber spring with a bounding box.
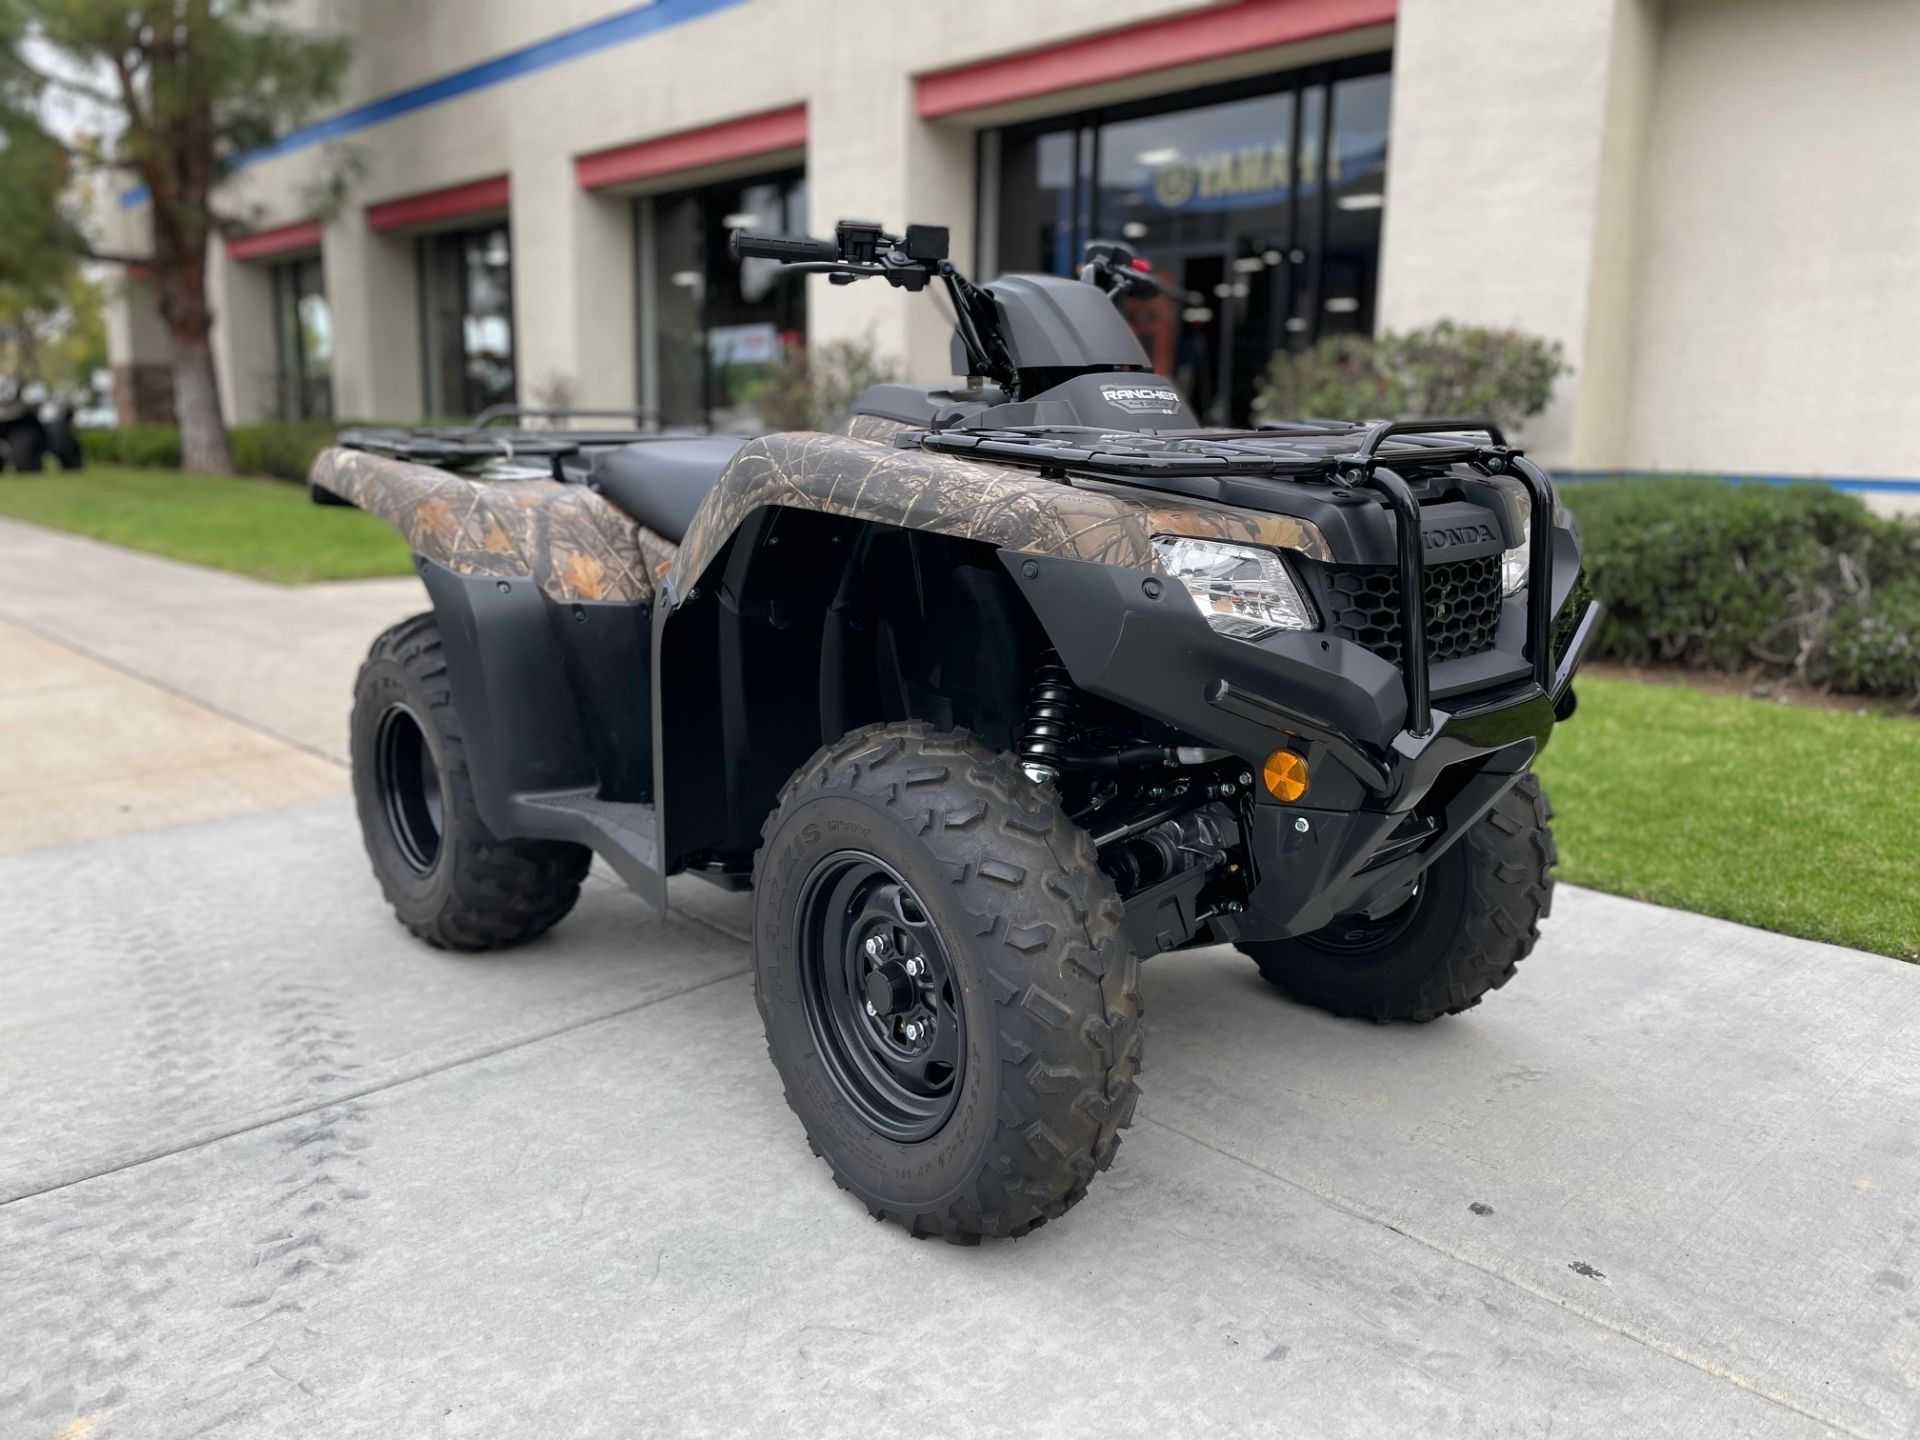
[1018,649,1080,787]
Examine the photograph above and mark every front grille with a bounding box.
[1325,555,1504,665]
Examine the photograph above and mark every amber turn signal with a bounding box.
[1262,749,1309,803]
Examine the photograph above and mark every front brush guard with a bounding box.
[1000,461,1599,942]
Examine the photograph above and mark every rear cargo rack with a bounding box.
[337,421,695,477]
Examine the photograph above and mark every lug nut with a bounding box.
[865,1001,878,1017]
[904,957,921,977]
[904,1023,921,1041]
[864,935,886,959]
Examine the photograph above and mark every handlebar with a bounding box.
[729,231,840,264]
[1080,240,1199,307]
[1125,266,1195,306]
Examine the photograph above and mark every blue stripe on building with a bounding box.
[120,0,752,210]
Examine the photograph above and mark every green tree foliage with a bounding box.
[1254,321,1568,432]
[0,112,84,291]
[0,0,349,471]
[0,264,106,389]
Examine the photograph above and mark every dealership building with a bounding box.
[101,0,1920,494]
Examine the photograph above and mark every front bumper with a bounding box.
[1000,452,1603,942]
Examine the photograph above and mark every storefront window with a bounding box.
[420,224,515,418]
[1321,72,1392,341]
[640,168,806,430]
[272,255,332,420]
[987,58,1391,424]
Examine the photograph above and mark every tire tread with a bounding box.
[353,613,590,952]
[753,721,1142,1243]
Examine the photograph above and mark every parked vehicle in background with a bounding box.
[71,402,119,431]
[0,382,85,473]
[313,218,1601,1243]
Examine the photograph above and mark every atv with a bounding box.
[313,219,1601,1243]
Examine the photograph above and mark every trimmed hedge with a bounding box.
[80,419,341,482]
[1566,477,1920,705]
[79,423,183,469]
[230,420,342,482]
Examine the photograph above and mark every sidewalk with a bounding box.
[0,516,423,763]
[5,801,1915,1438]
[0,620,344,852]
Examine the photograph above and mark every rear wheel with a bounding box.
[753,723,1142,1243]
[1241,775,1555,1022]
[351,613,591,950]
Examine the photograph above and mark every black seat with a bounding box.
[587,435,750,543]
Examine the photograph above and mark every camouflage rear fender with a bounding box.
[665,430,1332,603]
[310,446,677,603]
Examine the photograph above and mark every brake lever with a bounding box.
[779,258,930,292]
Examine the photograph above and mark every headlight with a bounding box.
[1151,536,1317,640]
[1493,476,1565,597]
[1502,517,1530,596]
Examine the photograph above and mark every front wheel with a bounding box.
[1241,775,1556,1023]
[752,723,1142,1243]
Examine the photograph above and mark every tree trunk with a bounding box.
[149,203,232,474]
[171,333,232,473]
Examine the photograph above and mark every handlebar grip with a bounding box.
[729,231,840,264]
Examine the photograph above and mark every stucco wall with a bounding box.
[1621,0,1920,479]
[1376,0,1652,466]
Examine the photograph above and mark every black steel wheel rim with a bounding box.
[374,702,444,873]
[796,851,967,1144]
[1306,878,1427,955]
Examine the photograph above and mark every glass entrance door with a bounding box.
[987,57,1390,425]
[640,168,806,430]
[1117,246,1232,424]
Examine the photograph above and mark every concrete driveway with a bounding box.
[3,523,1917,1439]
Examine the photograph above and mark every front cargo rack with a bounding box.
[921,418,1554,741]
[915,419,1511,482]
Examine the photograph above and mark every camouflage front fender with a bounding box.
[665,427,1332,604]
[310,446,677,603]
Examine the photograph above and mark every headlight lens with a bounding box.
[1502,516,1530,596]
[1493,475,1564,597]
[1151,536,1317,640]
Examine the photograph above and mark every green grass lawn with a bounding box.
[0,464,413,584]
[1538,675,1918,960]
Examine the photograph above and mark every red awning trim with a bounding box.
[575,103,807,190]
[916,0,1397,119]
[227,220,325,262]
[366,175,511,233]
